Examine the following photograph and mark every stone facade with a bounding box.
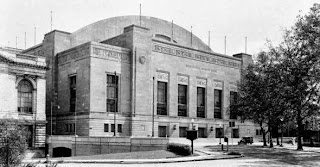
[0,47,47,148]
[22,16,259,141]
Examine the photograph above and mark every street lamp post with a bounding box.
[190,118,195,155]
[114,71,117,137]
[152,76,155,137]
[191,119,194,130]
[50,100,60,136]
[219,124,222,144]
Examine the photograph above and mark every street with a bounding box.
[43,144,320,167]
[51,157,320,167]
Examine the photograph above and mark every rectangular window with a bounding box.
[256,129,262,135]
[111,124,115,132]
[214,89,222,119]
[157,82,167,115]
[232,129,239,138]
[70,124,75,132]
[230,91,238,119]
[158,126,167,137]
[70,76,76,112]
[65,124,69,133]
[118,124,122,133]
[198,128,206,138]
[197,87,205,118]
[65,124,75,133]
[179,127,187,137]
[178,84,187,117]
[107,74,118,112]
[104,124,109,132]
[215,128,224,138]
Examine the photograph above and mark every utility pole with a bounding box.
[139,4,141,26]
[51,11,53,31]
[34,26,37,45]
[208,31,210,48]
[224,36,227,55]
[245,37,247,53]
[24,32,26,49]
[191,26,193,47]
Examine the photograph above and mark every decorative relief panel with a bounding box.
[178,75,188,85]
[157,72,169,82]
[58,45,90,64]
[213,81,223,90]
[92,47,130,64]
[196,78,207,87]
[229,84,238,92]
[153,44,241,69]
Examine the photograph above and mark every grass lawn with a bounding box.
[53,150,196,160]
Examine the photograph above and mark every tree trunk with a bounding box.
[277,134,280,145]
[261,127,267,146]
[6,137,9,167]
[269,126,273,148]
[297,109,303,150]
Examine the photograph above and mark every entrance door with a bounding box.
[26,125,33,147]
[179,127,187,137]
[198,128,206,138]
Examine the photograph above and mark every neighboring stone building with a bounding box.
[0,47,47,149]
[24,15,258,139]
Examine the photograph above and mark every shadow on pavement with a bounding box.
[205,145,320,166]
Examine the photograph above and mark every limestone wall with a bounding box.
[48,136,168,157]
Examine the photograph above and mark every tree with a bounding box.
[0,119,27,167]
[231,55,272,147]
[256,3,320,150]
[276,3,320,150]
[230,48,289,148]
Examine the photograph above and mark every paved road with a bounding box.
[37,144,320,167]
[46,157,320,167]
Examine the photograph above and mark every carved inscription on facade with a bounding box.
[196,78,207,87]
[92,47,130,63]
[178,75,188,85]
[58,46,90,64]
[153,44,241,69]
[186,64,218,73]
[213,81,223,89]
[157,72,169,82]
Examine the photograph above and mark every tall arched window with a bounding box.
[18,80,33,113]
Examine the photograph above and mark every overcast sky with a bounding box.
[0,0,318,56]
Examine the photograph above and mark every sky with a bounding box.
[0,0,318,56]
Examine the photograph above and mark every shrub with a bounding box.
[303,143,320,147]
[0,119,27,167]
[167,143,191,156]
[21,162,39,167]
[227,151,242,155]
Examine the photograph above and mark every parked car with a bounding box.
[238,136,253,145]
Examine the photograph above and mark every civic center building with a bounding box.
[21,15,258,140]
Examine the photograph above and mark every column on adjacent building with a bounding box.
[0,67,17,118]
[35,78,46,147]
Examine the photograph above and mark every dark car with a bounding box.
[238,136,253,145]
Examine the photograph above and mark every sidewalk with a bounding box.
[273,143,320,153]
[23,149,242,164]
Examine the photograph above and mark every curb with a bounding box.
[23,155,242,164]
